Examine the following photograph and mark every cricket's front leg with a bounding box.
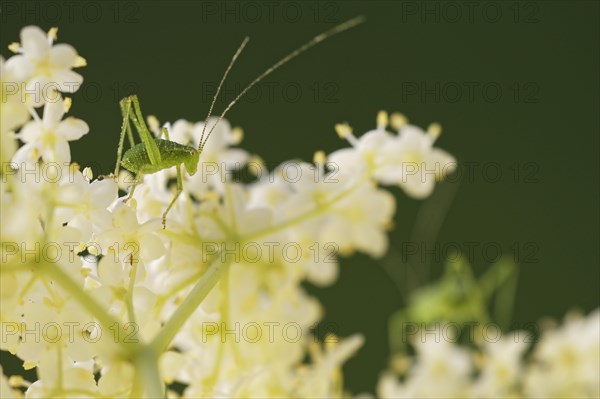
[162,164,184,229]
[126,173,142,203]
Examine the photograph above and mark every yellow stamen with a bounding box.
[47,27,59,42]
[335,122,352,139]
[313,150,326,165]
[324,333,339,350]
[83,166,93,181]
[63,97,72,112]
[391,112,408,130]
[74,56,87,67]
[75,243,86,254]
[377,110,389,128]
[87,245,100,256]
[23,361,37,371]
[8,42,20,53]
[8,375,30,388]
[427,122,442,139]
[231,127,244,145]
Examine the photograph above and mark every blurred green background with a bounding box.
[1,0,598,394]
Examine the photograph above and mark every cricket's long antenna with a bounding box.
[198,36,250,150]
[199,15,366,151]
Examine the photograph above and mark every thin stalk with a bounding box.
[151,257,230,352]
[37,262,120,339]
[242,174,370,243]
[126,258,139,325]
[134,346,164,398]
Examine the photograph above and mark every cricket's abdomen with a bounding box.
[121,139,198,174]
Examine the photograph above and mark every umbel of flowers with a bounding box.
[0,26,456,398]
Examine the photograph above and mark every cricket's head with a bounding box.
[184,149,201,176]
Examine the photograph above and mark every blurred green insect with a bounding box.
[112,16,366,228]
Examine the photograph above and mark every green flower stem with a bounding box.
[127,259,139,325]
[130,369,144,399]
[202,268,230,392]
[130,174,370,394]
[154,253,220,311]
[136,174,372,394]
[242,174,370,243]
[151,256,230,353]
[134,345,164,398]
[36,261,121,341]
[150,175,371,354]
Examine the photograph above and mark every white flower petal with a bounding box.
[20,26,50,60]
[431,149,457,179]
[217,148,249,168]
[400,173,435,199]
[17,120,43,143]
[170,119,194,144]
[359,129,393,150]
[3,55,34,82]
[49,69,83,92]
[0,97,31,133]
[138,233,165,261]
[55,117,89,141]
[355,225,388,257]
[49,44,78,69]
[25,75,55,106]
[90,179,118,207]
[306,259,339,287]
[399,124,430,145]
[11,142,38,163]
[42,99,66,129]
[328,148,365,175]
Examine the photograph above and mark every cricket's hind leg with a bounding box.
[114,97,136,177]
[162,164,183,229]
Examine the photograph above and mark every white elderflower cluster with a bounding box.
[330,112,455,199]
[377,309,600,399]
[1,26,456,398]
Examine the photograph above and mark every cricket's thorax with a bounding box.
[121,139,200,175]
